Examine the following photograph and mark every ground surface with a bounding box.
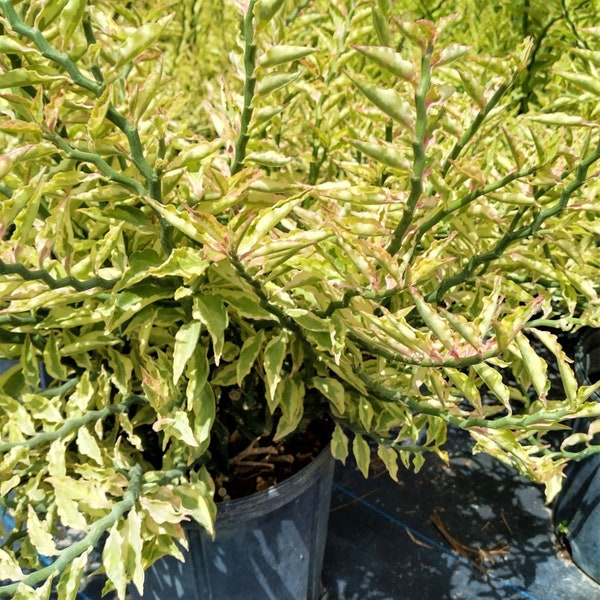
[322,427,600,600]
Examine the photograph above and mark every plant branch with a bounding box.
[44,132,146,195]
[0,258,118,291]
[519,15,562,114]
[347,330,496,368]
[416,164,541,243]
[439,74,520,179]
[0,183,13,198]
[0,0,102,96]
[231,0,258,175]
[0,463,144,598]
[358,370,600,431]
[387,45,433,256]
[429,136,600,303]
[0,2,172,252]
[0,396,142,453]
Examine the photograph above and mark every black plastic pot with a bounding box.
[553,329,600,583]
[131,445,335,600]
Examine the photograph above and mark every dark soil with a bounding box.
[213,418,333,501]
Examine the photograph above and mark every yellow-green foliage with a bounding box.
[1,1,600,597]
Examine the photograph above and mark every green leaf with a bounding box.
[245,150,292,167]
[236,194,304,255]
[331,424,349,463]
[255,0,286,25]
[43,334,68,380]
[0,548,25,583]
[108,284,173,330]
[27,505,58,557]
[347,138,411,171]
[102,524,127,600]
[473,363,511,410]
[173,469,216,538]
[13,581,53,600]
[358,398,375,430]
[165,139,222,172]
[346,73,415,132]
[514,332,549,401]
[0,68,65,88]
[154,410,199,448]
[0,36,36,54]
[59,0,87,44]
[173,321,202,385]
[353,434,371,478]
[353,46,415,81]
[258,45,315,68]
[237,331,266,385]
[377,444,399,482]
[311,377,346,414]
[263,331,288,408]
[76,427,103,465]
[190,379,215,450]
[557,71,600,97]
[371,8,392,46]
[274,375,305,439]
[57,552,89,600]
[124,510,145,594]
[88,86,112,138]
[193,296,228,365]
[256,71,301,96]
[435,44,471,67]
[531,329,578,403]
[116,16,172,68]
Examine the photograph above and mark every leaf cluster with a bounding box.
[1,0,600,597]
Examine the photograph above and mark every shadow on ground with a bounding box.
[323,428,600,600]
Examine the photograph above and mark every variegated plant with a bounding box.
[1,0,600,597]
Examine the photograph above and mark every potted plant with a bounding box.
[1,1,600,598]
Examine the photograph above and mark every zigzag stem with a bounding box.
[0,395,143,452]
[0,183,13,198]
[0,258,118,291]
[231,0,258,175]
[358,370,600,433]
[0,1,172,252]
[428,135,600,303]
[0,464,144,598]
[308,0,357,184]
[387,45,433,256]
[44,132,145,195]
[415,163,542,244]
[346,330,498,368]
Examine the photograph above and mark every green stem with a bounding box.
[439,75,518,179]
[0,396,142,453]
[359,370,600,431]
[347,330,496,368]
[0,464,143,598]
[0,0,102,96]
[308,0,356,184]
[429,137,600,303]
[0,258,118,291]
[0,2,172,252]
[44,132,146,195]
[560,0,590,50]
[0,183,13,198]
[387,46,433,256]
[231,0,258,175]
[416,164,541,243]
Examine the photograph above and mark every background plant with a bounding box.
[1,0,600,598]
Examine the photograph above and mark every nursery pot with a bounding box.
[553,329,600,583]
[131,445,335,600]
